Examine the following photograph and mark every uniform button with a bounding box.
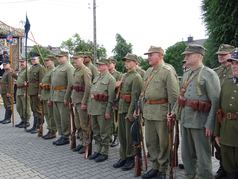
[234,90,237,93]
[223,75,226,77]
[231,97,235,99]
[229,104,233,106]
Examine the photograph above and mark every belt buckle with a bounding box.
[227,113,232,120]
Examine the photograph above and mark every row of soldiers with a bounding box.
[0,43,238,179]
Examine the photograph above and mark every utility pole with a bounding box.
[93,0,97,63]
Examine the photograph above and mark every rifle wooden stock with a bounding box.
[70,104,76,150]
[134,146,142,177]
[84,116,92,159]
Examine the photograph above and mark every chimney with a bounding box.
[187,36,193,43]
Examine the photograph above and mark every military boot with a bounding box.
[121,157,135,171]
[1,108,12,124]
[26,117,37,133]
[43,130,56,140]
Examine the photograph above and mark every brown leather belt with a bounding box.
[52,86,67,90]
[120,94,131,103]
[224,112,238,120]
[91,94,108,102]
[145,99,168,105]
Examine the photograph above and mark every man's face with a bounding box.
[98,63,108,72]
[147,53,161,66]
[184,53,201,68]
[31,57,39,65]
[73,57,84,67]
[44,60,52,67]
[108,62,115,70]
[218,53,231,65]
[19,61,26,68]
[3,63,10,70]
[58,56,67,64]
[231,60,238,77]
[124,60,136,70]
[83,56,91,63]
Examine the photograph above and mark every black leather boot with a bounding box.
[1,108,12,124]
[26,117,37,133]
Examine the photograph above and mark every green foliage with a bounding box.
[202,0,238,67]
[60,33,106,59]
[112,34,133,72]
[28,45,51,65]
[139,56,150,71]
[164,41,187,76]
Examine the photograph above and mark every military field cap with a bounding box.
[107,56,117,64]
[31,52,40,59]
[83,51,93,59]
[227,49,238,62]
[123,53,139,63]
[216,44,235,55]
[182,44,206,56]
[144,46,164,55]
[56,51,68,57]
[72,53,85,59]
[2,58,10,64]
[45,55,56,61]
[96,58,109,65]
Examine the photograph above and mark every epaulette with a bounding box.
[162,64,173,71]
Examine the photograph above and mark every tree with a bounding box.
[60,33,106,59]
[202,0,238,67]
[28,45,51,65]
[164,41,187,76]
[112,33,133,72]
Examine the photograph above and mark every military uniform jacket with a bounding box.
[215,78,238,146]
[71,65,92,104]
[51,62,74,102]
[118,69,143,119]
[28,64,45,95]
[1,70,12,95]
[15,68,28,96]
[179,66,220,131]
[88,72,116,115]
[142,62,179,121]
[214,65,233,86]
[136,67,146,78]
[111,70,122,81]
[85,62,99,80]
[41,66,54,101]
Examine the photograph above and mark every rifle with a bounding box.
[37,100,44,137]
[70,103,76,150]
[84,115,92,159]
[132,101,148,177]
[168,103,180,179]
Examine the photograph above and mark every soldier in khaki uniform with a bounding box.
[13,59,31,128]
[83,52,99,80]
[0,58,13,124]
[113,53,143,171]
[71,54,92,154]
[51,51,74,146]
[168,44,220,179]
[88,58,116,162]
[141,46,179,179]
[26,53,45,134]
[213,44,235,179]
[215,50,238,179]
[107,57,122,147]
[40,56,57,139]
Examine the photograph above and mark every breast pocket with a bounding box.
[99,81,108,92]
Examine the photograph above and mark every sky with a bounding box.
[0,0,207,57]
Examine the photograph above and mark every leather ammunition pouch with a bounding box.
[72,85,85,92]
[120,94,131,103]
[92,93,108,102]
[40,83,51,90]
[178,96,211,112]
